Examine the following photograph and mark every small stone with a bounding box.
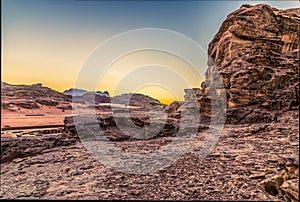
[249,174,265,179]
[129,190,140,195]
[267,158,278,163]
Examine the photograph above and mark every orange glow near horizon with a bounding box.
[2,49,204,104]
[136,84,179,105]
[96,50,203,103]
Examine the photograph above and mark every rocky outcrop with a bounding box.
[63,88,110,97]
[1,135,77,163]
[35,99,59,106]
[184,4,299,124]
[1,82,72,110]
[13,101,40,109]
[72,92,111,104]
[183,7,300,200]
[64,93,171,140]
[112,93,162,109]
[261,157,299,202]
[63,91,211,141]
[63,110,180,141]
[1,82,71,101]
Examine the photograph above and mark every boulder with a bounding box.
[1,135,77,163]
[261,157,299,202]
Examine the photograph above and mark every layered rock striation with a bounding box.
[185,4,299,124]
[261,157,299,202]
[1,82,72,111]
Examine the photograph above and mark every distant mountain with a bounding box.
[1,82,72,111]
[112,93,162,109]
[62,88,109,97]
[1,82,71,101]
[95,91,109,96]
[1,82,161,112]
[62,88,88,96]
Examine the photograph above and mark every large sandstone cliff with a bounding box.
[185,4,299,124]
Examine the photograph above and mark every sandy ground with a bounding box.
[1,109,71,128]
[1,103,140,128]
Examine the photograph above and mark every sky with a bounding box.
[2,0,299,104]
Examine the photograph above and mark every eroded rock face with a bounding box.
[185,4,299,124]
[1,82,72,111]
[112,93,162,110]
[64,93,181,141]
[63,94,208,141]
[1,82,71,102]
[1,135,77,163]
[63,110,180,141]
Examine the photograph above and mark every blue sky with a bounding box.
[3,0,298,48]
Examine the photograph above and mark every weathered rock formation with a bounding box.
[64,93,184,141]
[261,157,299,202]
[72,92,111,105]
[1,82,72,110]
[63,90,209,141]
[1,135,77,163]
[64,112,180,141]
[63,88,110,97]
[185,4,300,124]
[1,82,71,102]
[112,93,162,109]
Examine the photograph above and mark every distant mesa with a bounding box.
[1,82,72,111]
[96,90,109,97]
[1,82,71,101]
[62,88,109,97]
[62,88,88,96]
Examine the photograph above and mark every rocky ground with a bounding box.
[0,110,298,200]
